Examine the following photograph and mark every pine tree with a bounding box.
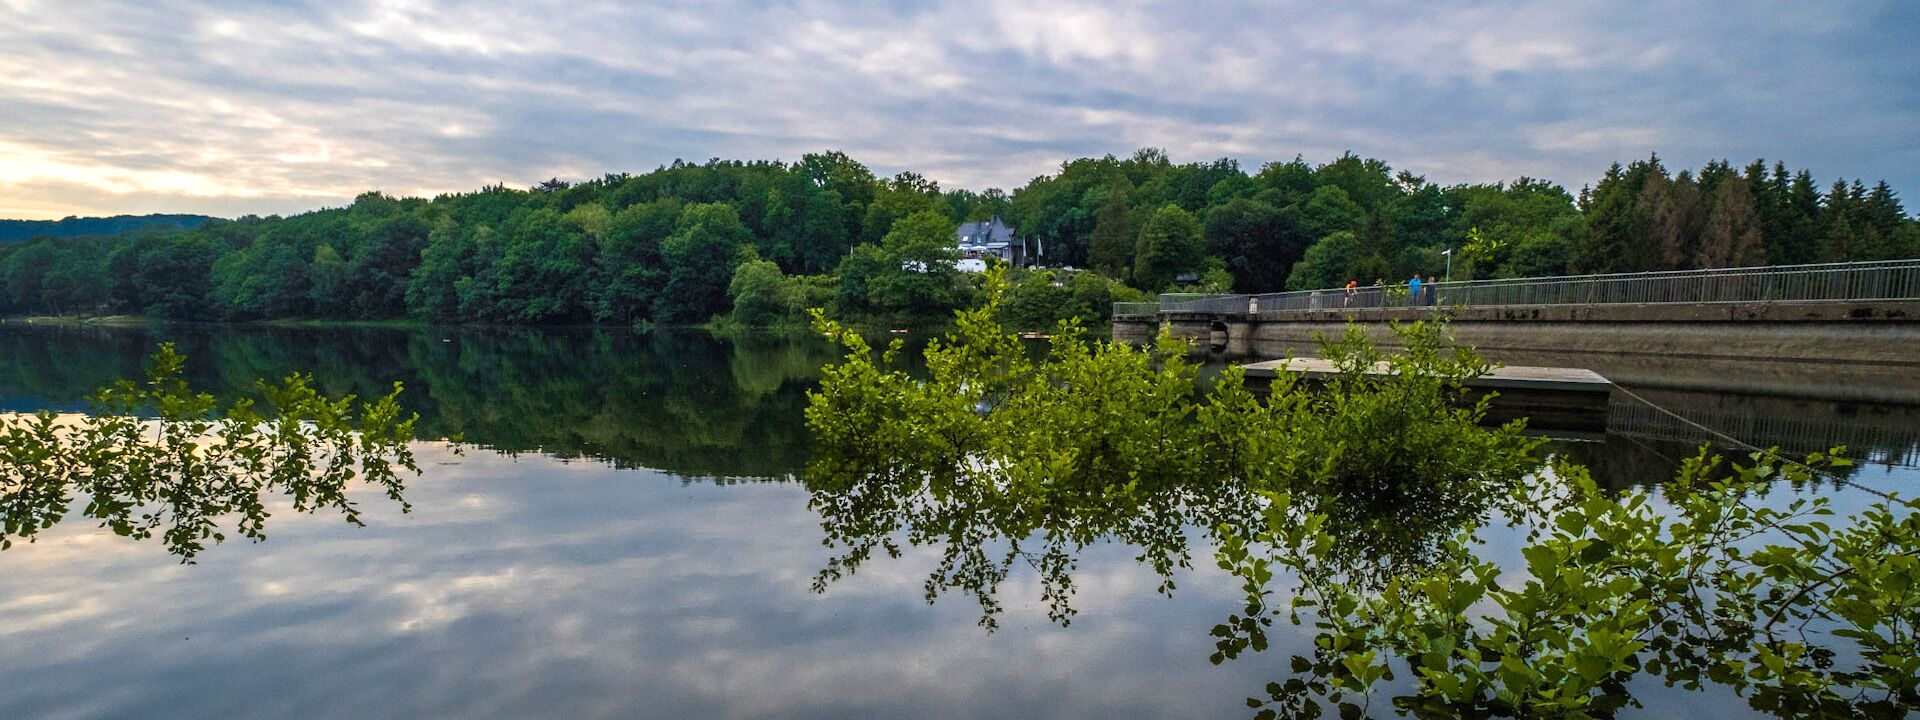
[1699,176,1766,268]
[1635,171,1674,271]
[1781,170,1823,263]
[1819,180,1861,262]
[1865,181,1907,239]
[1651,171,1706,269]
[1576,161,1649,272]
[1821,208,1858,262]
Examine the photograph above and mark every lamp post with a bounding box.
[1442,247,1453,282]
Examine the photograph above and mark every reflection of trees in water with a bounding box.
[400,329,829,477]
[1605,389,1920,466]
[0,326,834,478]
[803,453,1518,630]
[804,458,1267,627]
[799,320,1540,629]
[802,289,1920,719]
[1,344,418,561]
[1552,388,1917,493]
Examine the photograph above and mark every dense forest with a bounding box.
[1,150,1914,327]
[0,213,216,243]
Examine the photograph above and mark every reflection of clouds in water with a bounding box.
[0,447,1289,719]
[0,593,112,637]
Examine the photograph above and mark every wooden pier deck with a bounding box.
[1238,358,1615,432]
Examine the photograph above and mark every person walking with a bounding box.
[1407,275,1422,307]
[1425,275,1439,305]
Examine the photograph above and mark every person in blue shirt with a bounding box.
[1407,275,1422,307]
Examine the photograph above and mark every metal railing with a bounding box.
[1112,302,1160,316]
[1119,260,1920,317]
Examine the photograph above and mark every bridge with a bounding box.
[1112,260,1920,365]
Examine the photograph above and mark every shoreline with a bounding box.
[0,313,1084,334]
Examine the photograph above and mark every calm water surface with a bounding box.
[1,325,1914,719]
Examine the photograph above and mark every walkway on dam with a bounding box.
[1114,259,1920,320]
[1111,259,1920,364]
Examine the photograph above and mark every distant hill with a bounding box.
[0,214,218,243]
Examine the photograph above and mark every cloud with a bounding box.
[0,448,1297,719]
[0,0,1915,219]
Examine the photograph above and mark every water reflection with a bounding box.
[0,326,835,479]
[1,344,418,562]
[0,445,1288,720]
[7,325,1914,484]
[3,325,1917,719]
[803,438,1534,635]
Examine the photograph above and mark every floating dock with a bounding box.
[1238,358,1615,432]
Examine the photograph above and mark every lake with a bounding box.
[1,325,1915,719]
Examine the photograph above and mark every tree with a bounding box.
[1297,185,1367,242]
[1132,204,1203,291]
[806,286,1920,718]
[1287,230,1368,290]
[1207,197,1311,292]
[309,244,350,316]
[865,210,965,316]
[861,172,945,244]
[10,148,1916,327]
[658,203,752,323]
[346,216,429,318]
[1698,176,1767,268]
[1087,185,1138,277]
[594,200,676,325]
[1313,153,1399,212]
[1643,170,1707,270]
[726,256,799,327]
[133,236,218,319]
[406,225,479,322]
[1577,157,1664,273]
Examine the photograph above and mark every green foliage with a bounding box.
[0,344,420,561]
[725,255,828,328]
[1170,261,1236,294]
[832,210,971,321]
[658,202,752,323]
[2,149,1910,324]
[803,278,1920,718]
[804,267,1541,626]
[1231,448,1918,719]
[997,269,1074,330]
[995,267,1153,330]
[1133,204,1205,290]
[1206,197,1312,293]
[1087,185,1139,277]
[1286,231,1370,290]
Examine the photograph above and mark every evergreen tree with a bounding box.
[1649,170,1706,270]
[1698,176,1766,268]
[1576,159,1662,272]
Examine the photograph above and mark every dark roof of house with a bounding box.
[955,217,1019,247]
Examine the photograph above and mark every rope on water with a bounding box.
[1608,382,1896,500]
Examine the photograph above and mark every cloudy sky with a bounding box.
[2,0,1915,220]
